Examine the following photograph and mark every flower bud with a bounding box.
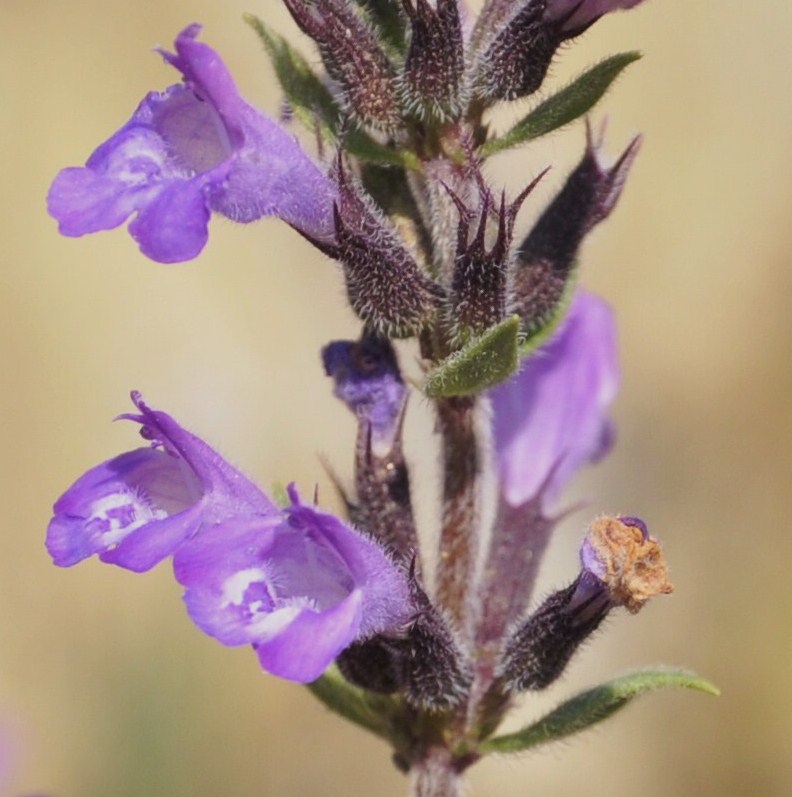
[473,0,559,102]
[512,125,641,336]
[283,0,401,128]
[330,162,442,336]
[322,333,418,560]
[546,0,647,36]
[401,0,465,121]
[473,0,647,103]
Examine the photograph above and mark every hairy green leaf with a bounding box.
[481,52,642,157]
[480,669,720,755]
[425,316,520,397]
[353,0,408,53]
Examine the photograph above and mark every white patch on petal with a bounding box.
[248,605,303,643]
[222,567,269,607]
[89,488,167,548]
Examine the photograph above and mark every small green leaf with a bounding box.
[352,0,407,53]
[244,13,340,140]
[481,52,642,157]
[270,482,290,507]
[306,666,406,745]
[480,669,720,755]
[345,130,422,169]
[425,316,520,398]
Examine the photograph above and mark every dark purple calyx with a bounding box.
[283,0,401,129]
[512,126,641,336]
[328,161,442,337]
[448,173,545,341]
[401,0,465,121]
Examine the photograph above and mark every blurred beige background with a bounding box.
[2,1,791,795]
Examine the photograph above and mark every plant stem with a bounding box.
[434,394,482,636]
[409,747,464,797]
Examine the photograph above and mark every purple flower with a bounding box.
[47,24,336,263]
[46,391,277,572]
[546,0,646,34]
[491,290,619,508]
[47,393,412,681]
[322,334,406,452]
[173,486,412,682]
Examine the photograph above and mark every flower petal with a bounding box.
[491,291,619,508]
[174,493,411,682]
[47,448,202,571]
[286,488,411,636]
[47,393,279,571]
[128,178,211,263]
[255,590,364,682]
[121,391,278,521]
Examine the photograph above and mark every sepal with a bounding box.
[337,572,472,710]
[449,175,544,341]
[480,52,641,157]
[401,0,465,121]
[512,125,641,336]
[329,160,441,336]
[283,0,401,129]
[496,575,609,692]
[480,669,720,753]
[473,0,558,103]
[424,316,520,398]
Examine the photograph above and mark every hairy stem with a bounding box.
[434,394,484,636]
[410,747,464,797]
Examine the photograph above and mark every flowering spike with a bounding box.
[44,5,701,781]
[498,515,672,693]
[46,392,276,572]
[330,161,442,336]
[512,130,641,336]
[47,25,336,263]
[282,0,402,129]
[401,0,465,121]
[322,333,419,560]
